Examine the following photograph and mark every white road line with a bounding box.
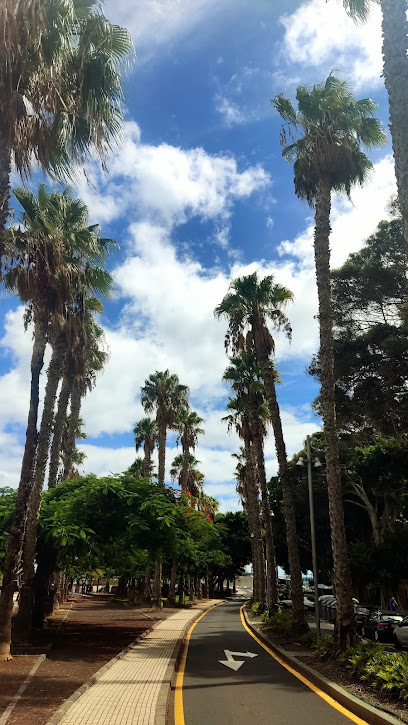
[0,654,46,725]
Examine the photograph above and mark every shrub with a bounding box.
[341,642,408,702]
[300,629,317,649]
[262,611,293,637]
[251,601,261,615]
[341,641,381,675]
[315,634,335,660]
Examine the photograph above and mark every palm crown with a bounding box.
[272,74,386,205]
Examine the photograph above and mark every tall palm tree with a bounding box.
[272,75,386,648]
[141,370,189,608]
[224,397,266,607]
[11,190,113,642]
[176,409,205,491]
[0,0,132,240]
[133,418,158,478]
[223,352,279,611]
[215,272,305,631]
[141,371,189,488]
[341,0,408,254]
[0,185,109,658]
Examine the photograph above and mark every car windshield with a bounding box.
[380,615,403,622]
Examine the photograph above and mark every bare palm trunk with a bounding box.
[143,563,151,605]
[62,383,82,480]
[14,341,64,641]
[379,0,408,257]
[0,314,48,659]
[181,441,189,491]
[314,181,354,650]
[157,421,166,487]
[250,412,279,611]
[168,558,177,607]
[0,118,10,251]
[260,363,306,632]
[152,555,163,609]
[243,438,265,607]
[142,444,152,478]
[48,376,70,488]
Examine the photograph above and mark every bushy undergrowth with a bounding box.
[315,634,335,660]
[300,629,317,648]
[342,642,408,701]
[251,601,261,615]
[261,610,293,637]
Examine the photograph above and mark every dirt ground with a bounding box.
[0,594,177,725]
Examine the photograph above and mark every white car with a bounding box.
[393,617,408,649]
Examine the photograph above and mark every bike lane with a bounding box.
[176,600,369,725]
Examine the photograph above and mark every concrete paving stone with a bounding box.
[55,601,219,725]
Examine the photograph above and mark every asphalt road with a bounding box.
[180,600,361,725]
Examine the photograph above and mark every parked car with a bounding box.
[354,606,372,634]
[393,617,408,649]
[361,612,403,642]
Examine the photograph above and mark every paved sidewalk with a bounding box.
[50,601,219,725]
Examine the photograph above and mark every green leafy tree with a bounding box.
[175,409,204,491]
[0,0,131,240]
[133,418,158,478]
[272,75,386,650]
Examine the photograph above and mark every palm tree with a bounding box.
[133,418,158,478]
[10,190,113,643]
[170,453,204,497]
[0,0,131,240]
[197,493,219,521]
[141,371,189,488]
[224,397,266,607]
[215,272,305,631]
[176,409,204,491]
[341,0,408,254]
[141,370,189,608]
[272,75,386,648]
[223,352,279,611]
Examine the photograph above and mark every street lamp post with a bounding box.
[296,435,322,641]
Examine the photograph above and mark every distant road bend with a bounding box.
[174,599,368,725]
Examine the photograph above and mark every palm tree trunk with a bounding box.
[48,375,70,488]
[13,341,64,641]
[0,313,48,659]
[143,563,151,605]
[379,0,408,257]
[314,181,354,650]
[152,555,163,609]
[0,117,10,249]
[157,421,166,487]
[243,438,265,607]
[142,445,152,478]
[168,558,177,607]
[250,412,279,611]
[261,363,306,632]
[181,442,189,491]
[62,383,82,480]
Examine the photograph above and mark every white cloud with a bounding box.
[215,95,246,127]
[280,0,383,90]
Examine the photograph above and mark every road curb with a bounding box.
[242,607,403,725]
[45,620,159,725]
[158,600,225,725]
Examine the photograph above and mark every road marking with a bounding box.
[0,654,45,725]
[240,605,370,725]
[219,649,258,671]
[174,604,220,725]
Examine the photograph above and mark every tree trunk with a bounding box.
[142,444,152,478]
[379,0,408,257]
[62,382,82,480]
[14,341,64,641]
[168,558,177,607]
[157,421,166,487]
[250,410,279,611]
[0,313,48,659]
[152,555,163,609]
[178,573,185,605]
[181,441,189,491]
[0,116,10,252]
[31,544,57,629]
[259,360,306,631]
[48,375,70,488]
[243,437,266,608]
[314,181,354,651]
[143,563,151,605]
[202,576,209,599]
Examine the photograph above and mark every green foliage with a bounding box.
[262,611,293,637]
[300,629,317,649]
[0,488,17,576]
[251,601,261,615]
[341,642,408,701]
[315,634,335,660]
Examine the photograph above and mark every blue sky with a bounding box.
[0,0,397,511]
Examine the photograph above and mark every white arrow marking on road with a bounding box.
[219,649,258,671]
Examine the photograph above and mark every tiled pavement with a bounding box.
[53,601,220,725]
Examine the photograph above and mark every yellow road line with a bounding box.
[174,604,220,725]
[240,604,369,725]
